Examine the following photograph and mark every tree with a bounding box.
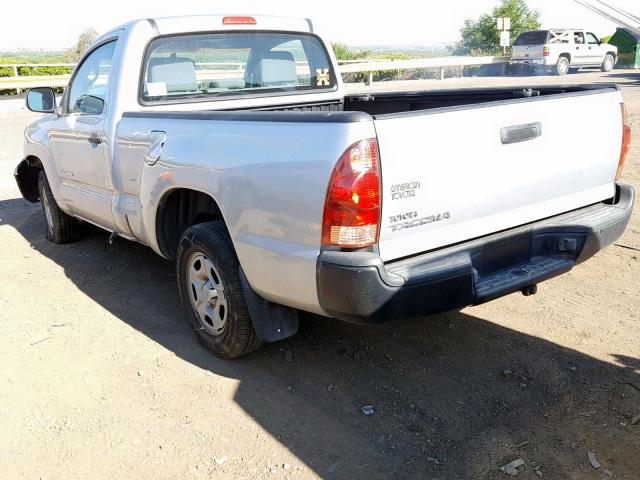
[331,42,371,61]
[451,0,541,56]
[64,28,99,62]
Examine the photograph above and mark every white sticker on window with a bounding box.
[147,82,167,97]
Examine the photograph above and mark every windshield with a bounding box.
[513,31,549,46]
[141,32,336,103]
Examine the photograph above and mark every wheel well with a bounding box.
[559,53,571,63]
[606,51,617,58]
[155,188,223,259]
[15,156,43,203]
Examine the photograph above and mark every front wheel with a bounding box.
[555,56,570,76]
[601,53,615,72]
[37,171,82,244]
[176,221,263,359]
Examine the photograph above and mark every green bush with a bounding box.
[0,64,73,78]
[17,66,73,76]
[0,54,72,77]
[331,42,371,61]
[0,66,14,77]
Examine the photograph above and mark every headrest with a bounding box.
[148,56,198,93]
[254,51,297,86]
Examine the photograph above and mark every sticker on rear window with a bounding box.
[316,69,330,86]
[147,82,167,97]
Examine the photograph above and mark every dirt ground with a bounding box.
[1,71,639,480]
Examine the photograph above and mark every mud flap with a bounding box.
[239,268,299,342]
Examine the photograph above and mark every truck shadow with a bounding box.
[2,197,640,479]
[605,71,640,86]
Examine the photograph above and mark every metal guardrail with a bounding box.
[340,56,511,84]
[0,56,511,91]
[0,63,74,91]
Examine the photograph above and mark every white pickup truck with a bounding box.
[511,29,618,75]
[15,15,634,358]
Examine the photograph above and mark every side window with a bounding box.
[67,41,116,114]
[549,31,569,44]
[574,32,585,45]
[586,33,600,45]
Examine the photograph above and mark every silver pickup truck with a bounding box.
[15,15,634,358]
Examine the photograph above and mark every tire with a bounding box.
[601,53,615,72]
[176,221,263,359]
[555,56,570,76]
[37,171,82,244]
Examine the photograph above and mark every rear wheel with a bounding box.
[555,56,570,76]
[37,171,82,244]
[176,221,263,359]
[601,53,615,72]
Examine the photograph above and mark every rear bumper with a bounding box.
[317,183,634,324]
[510,58,547,66]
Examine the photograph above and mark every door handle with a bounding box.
[88,134,102,145]
[144,131,167,166]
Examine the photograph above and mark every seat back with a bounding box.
[148,56,198,93]
[249,51,297,86]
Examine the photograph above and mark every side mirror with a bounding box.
[26,87,56,113]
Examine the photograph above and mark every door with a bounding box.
[572,31,588,65]
[49,40,117,228]
[586,32,604,64]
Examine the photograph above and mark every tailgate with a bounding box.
[375,88,623,262]
[512,45,544,60]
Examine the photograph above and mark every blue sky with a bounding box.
[2,0,638,49]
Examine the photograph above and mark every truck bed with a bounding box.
[342,84,618,115]
[245,84,616,115]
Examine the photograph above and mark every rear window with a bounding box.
[513,31,549,46]
[141,32,336,103]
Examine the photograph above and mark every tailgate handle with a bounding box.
[500,122,542,145]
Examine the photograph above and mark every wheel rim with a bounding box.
[186,252,227,336]
[42,194,54,234]
[559,59,568,74]
[605,56,613,70]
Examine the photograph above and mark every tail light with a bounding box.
[223,16,257,25]
[322,139,381,248]
[543,47,550,57]
[617,103,631,180]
